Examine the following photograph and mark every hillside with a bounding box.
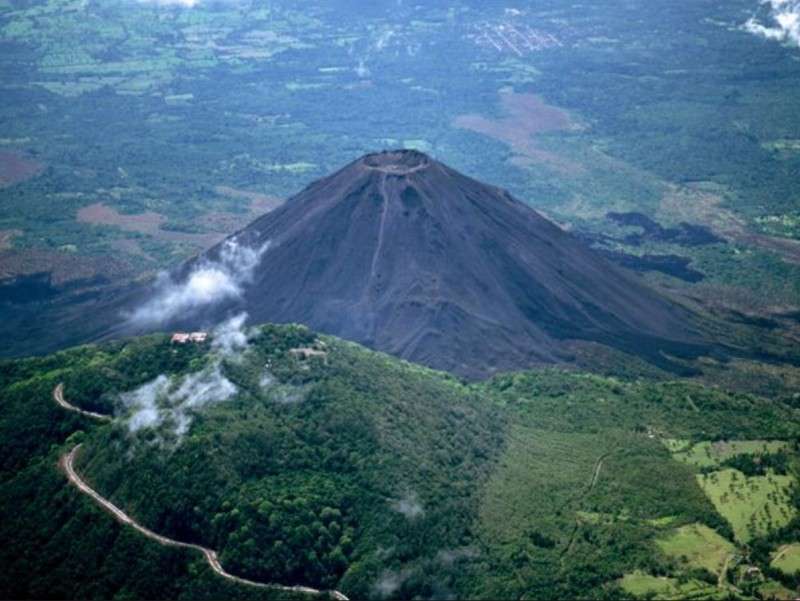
[96,150,713,379]
[2,323,800,599]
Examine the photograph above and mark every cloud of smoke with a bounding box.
[269,386,306,404]
[122,375,171,432]
[129,238,269,327]
[373,569,412,599]
[121,363,237,437]
[120,313,253,439]
[436,547,479,566]
[391,491,424,519]
[259,371,274,388]
[170,362,238,435]
[118,311,316,440]
[745,0,800,45]
[212,311,250,356]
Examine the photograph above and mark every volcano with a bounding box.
[105,150,709,378]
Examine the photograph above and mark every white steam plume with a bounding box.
[212,311,250,356]
[170,363,238,435]
[390,491,424,519]
[129,238,269,327]
[120,313,251,439]
[122,375,171,432]
[436,547,479,565]
[121,363,237,437]
[745,0,800,45]
[373,569,412,599]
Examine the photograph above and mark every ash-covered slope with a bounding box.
[112,150,710,378]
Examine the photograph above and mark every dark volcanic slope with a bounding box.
[110,150,709,378]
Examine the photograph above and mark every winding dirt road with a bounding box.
[53,383,112,422]
[55,385,348,600]
[588,455,605,490]
[61,445,347,600]
[561,450,615,562]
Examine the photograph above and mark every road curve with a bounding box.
[57,417,348,600]
[53,383,113,422]
[588,453,607,490]
[561,450,616,562]
[61,445,348,600]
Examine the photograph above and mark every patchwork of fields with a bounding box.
[2,0,800,328]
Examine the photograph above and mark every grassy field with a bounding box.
[663,438,692,453]
[619,571,726,600]
[656,523,737,577]
[756,580,796,600]
[672,440,790,469]
[697,469,796,543]
[771,544,800,576]
[647,515,678,528]
[662,438,799,544]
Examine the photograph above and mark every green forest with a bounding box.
[2,324,800,599]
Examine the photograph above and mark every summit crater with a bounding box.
[360,149,431,174]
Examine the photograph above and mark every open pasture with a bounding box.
[696,469,796,543]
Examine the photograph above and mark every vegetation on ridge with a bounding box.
[2,323,800,599]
